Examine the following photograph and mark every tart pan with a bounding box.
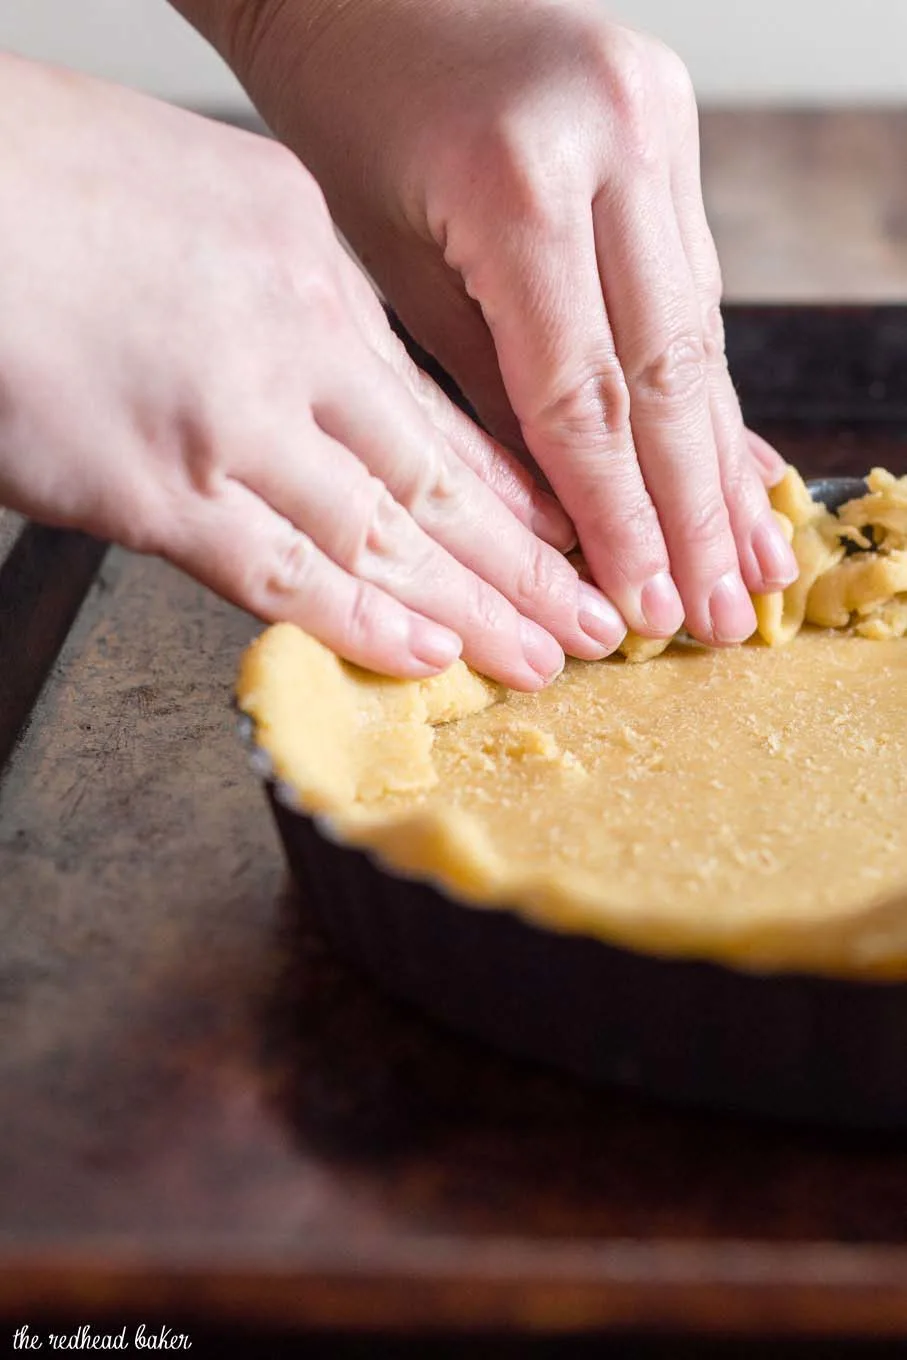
[246,307,907,1129]
[255,764,907,1131]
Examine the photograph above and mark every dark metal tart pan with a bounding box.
[244,306,907,1130]
[262,783,907,1131]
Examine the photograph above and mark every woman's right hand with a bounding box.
[0,54,629,689]
[205,0,797,651]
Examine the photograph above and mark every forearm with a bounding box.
[169,0,401,238]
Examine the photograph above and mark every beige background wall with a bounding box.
[1,0,906,108]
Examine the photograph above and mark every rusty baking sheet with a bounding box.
[1,307,907,1342]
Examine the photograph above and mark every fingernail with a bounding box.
[751,512,799,589]
[532,494,577,552]
[640,572,685,635]
[408,617,462,670]
[577,581,626,655]
[520,617,565,682]
[708,572,757,644]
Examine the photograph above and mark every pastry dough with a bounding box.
[237,467,907,980]
[620,465,907,656]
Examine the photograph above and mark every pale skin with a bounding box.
[0,1,798,691]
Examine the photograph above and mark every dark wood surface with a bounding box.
[3,113,907,1350]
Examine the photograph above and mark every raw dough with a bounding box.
[620,465,907,658]
[237,467,907,980]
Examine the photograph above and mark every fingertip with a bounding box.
[518,617,565,686]
[705,571,758,646]
[640,572,685,638]
[576,581,627,657]
[407,616,463,673]
[749,511,799,594]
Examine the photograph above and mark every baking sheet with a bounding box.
[1,307,907,1338]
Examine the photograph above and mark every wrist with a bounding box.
[190,0,394,196]
[172,0,346,105]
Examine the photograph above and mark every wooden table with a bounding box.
[2,112,907,1356]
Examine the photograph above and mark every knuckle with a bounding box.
[258,135,300,186]
[292,267,347,329]
[250,166,343,316]
[350,480,409,574]
[721,451,764,520]
[596,362,634,433]
[485,125,564,235]
[682,491,733,550]
[632,333,708,408]
[526,362,631,446]
[398,446,464,522]
[515,541,572,608]
[346,578,381,650]
[251,232,346,335]
[257,146,331,247]
[516,541,556,603]
[182,434,222,500]
[269,524,316,598]
[467,574,512,635]
[603,36,661,171]
[598,497,666,577]
[654,42,697,112]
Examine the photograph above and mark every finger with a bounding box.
[335,248,576,551]
[747,430,788,487]
[240,412,566,691]
[163,477,463,679]
[662,58,797,593]
[593,169,756,645]
[694,299,796,595]
[454,203,683,640]
[312,339,625,662]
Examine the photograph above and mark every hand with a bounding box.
[216,0,798,645]
[0,53,632,690]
